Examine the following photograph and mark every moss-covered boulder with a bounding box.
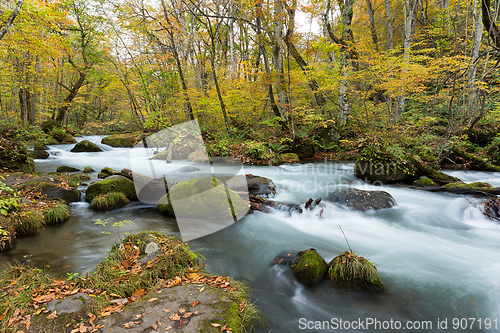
[28,150,49,160]
[48,128,76,144]
[413,177,437,187]
[70,140,102,153]
[354,145,419,184]
[85,175,137,202]
[56,165,80,173]
[0,138,35,173]
[281,153,300,163]
[90,192,130,210]
[328,189,396,211]
[157,177,249,218]
[82,166,95,173]
[15,181,81,202]
[97,167,119,179]
[442,181,493,190]
[101,133,141,147]
[291,249,328,285]
[328,251,384,291]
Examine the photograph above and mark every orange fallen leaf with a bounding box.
[162,309,170,313]
[123,321,136,328]
[191,300,200,307]
[169,313,180,321]
[182,312,192,318]
[47,312,58,320]
[164,325,172,331]
[152,323,158,330]
[179,308,185,313]
[148,297,158,302]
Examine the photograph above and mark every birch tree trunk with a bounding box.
[467,0,484,120]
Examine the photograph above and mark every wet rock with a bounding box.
[83,166,95,173]
[413,177,437,187]
[291,249,328,285]
[249,195,303,214]
[245,175,276,197]
[56,165,81,173]
[98,167,120,179]
[328,251,384,291]
[29,150,49,160]
[272,252,300,266]
[46,293,92,314]
[101,133,141,147]
[86,175,137,202]
[157,177,249,219]
[70,140,103,153]
[327,189,396,211]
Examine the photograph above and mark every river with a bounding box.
[2,136,500,332]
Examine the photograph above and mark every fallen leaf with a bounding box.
[157,319,162,326]
[122,321,136,328]
[156,289,163,294]
[164,326,172,331]
[211,323,222,327]
[148,298,158,302]
[179,308,185,313]
[182,312,192,318]
[221,325,227,331]
[152,323,158,330]
[169,313,180,321]
[47,312,58,320]
[132,289,145,297]
[162,309,170,313]
[199,287,205,292]
[191,300,200,307]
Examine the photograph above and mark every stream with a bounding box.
[2,136,500,332]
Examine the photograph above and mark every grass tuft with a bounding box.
[328,251,384,291]
[13,210,44,235]
[90,192,129,210]
[43,204,71,225]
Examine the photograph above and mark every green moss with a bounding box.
[281,153,300,163]
[442,181,493,189]
[328,251,384,291]
[28,150,49,160]
[101,133,140,147]
[82,166,94,173]
[56,166,80,173]
[157,177,249,219]
[97,167,119,179]
[48,128,76,144]
[291,249,328,285]
[414,177,437,187]
[90,192,130,210]
[43,204,71,225]
[60,173,90,187]
[85,176,137,202]
[70,140,102,153]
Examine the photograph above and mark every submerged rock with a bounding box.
[85,175,137,202]
[157,177,249,219]
[70,140,102,153]
[327,189,396,211]
[328,251,384,291]
[291,249,328,285]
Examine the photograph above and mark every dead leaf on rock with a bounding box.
[211,323,222,327]
[182,312,192,318]
[169,313,180,321]
[152,323,158,330]
[148,297,158,302]
[191,300,200,307]
[164,325,172,331]
[122,321,137,328]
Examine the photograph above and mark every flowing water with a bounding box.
[2,136,500,332]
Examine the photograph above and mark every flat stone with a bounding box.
[138,251,159,265]
[145,242,160,254]
[96,284,235,333]
[46,293,91,314]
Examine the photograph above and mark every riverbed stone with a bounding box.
[56,165,81,173]
[101,133,141,147]
[96,283,244,333]
[98,167,120,179]
[70,140,103,153]
[86,175,137,202]
[327,189,396,211]
[29,149,49,160]
[46,293,92,314]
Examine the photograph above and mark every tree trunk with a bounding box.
[365,0,379,51]
[384,0,394,50]
[0,0,24,41]
[55,69,88,124]
[482,0,500,50]
[468,0,484,120]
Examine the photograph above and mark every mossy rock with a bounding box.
[442,182,493,190]
[101,133,141,147]
[187,149,210,163]
[157,177,249,219]
[34,142,48,150]
[70,140,103,153]
[15,181,81,202]
[328,189,396,211]
[354,157,419,184]
[291,249,328,285]
[90,192,130,210]
[43,204,71,225]
[281,153,300,163]
[413,177,437,187]
[56,165,80,173]
[29,150,49,160]
[48,128,76,144]
[82,166,95,173]
[85,175,137,202]
[328,251,384,291]
[0,138,35,173]
[97,167,119,179]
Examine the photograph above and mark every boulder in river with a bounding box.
[90,192,130,210]
[291,249,329,285]
[98,167,119,179]
[70,140,103,153]
[328,251,384,291]
[82,166,95,173]
[56,165,81,173]
[15,181,81,202]
[327,189,396,211]
[85,175,137,202]
[442,181,493,190]
[101,133,141,147]
[157,177,249,219]
[29,150,49,160]
[413,177,437,187]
